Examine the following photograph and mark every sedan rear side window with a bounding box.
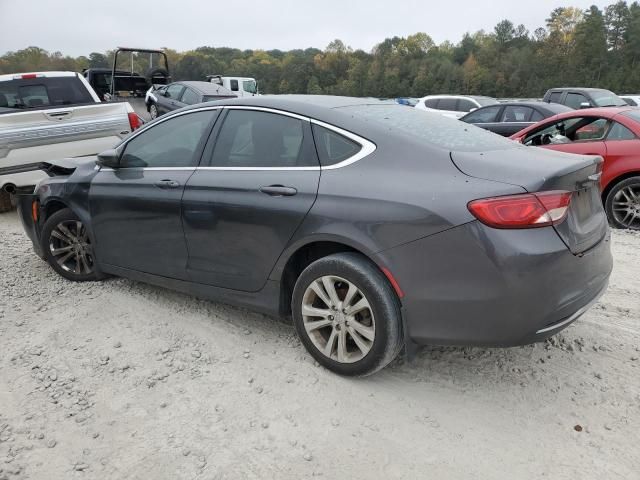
[209,110,315,168]
[120,111,216,168]
[312,124,362,166]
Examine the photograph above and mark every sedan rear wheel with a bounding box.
[292,253,403,376]
[302,275,375,363]
[606,176,640,230]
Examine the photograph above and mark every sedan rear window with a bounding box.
[341,104,515,151]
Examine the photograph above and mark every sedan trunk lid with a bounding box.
[451,146,608,254]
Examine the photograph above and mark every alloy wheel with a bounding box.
[48,220,94,275]
[149,104,158,119]
[611,183,640,229]
[301,275,375,363]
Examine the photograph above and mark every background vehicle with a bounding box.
[620,94,640,107]
[15,97,611,376]
[206,75,258,97]
[542,88,627,109]
[414,95,499,118]
[145,81,236,119]
[460,101,572,137]
[0,71,140,212]
[84,68,150,101]
[87,47,172,119]
[512,107,640,229]
[396,97,419,107]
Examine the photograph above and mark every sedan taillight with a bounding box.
[468,191,573,229]
[128,112,142,131]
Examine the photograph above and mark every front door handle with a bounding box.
[154,179,180,189]
[259,185,298,196]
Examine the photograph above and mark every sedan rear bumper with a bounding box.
[375,221,613,347]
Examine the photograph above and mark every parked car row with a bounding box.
[412,88,640,231]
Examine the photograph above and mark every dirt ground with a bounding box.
[0,209,639,480]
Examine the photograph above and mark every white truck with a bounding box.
[205,75,258,97]
[0,71,141,211]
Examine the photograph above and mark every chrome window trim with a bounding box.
[99,167,197,172]
[309,119,377,170]
[118,106,224,147]
[222,105,310,122]
[198,166,320,171]
[101,105,376,173]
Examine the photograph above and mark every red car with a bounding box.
[511,107,640,229]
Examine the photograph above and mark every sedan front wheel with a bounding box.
[149,103,159,120]
[41,208,101,282]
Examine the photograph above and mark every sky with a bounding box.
[0,0,611,56]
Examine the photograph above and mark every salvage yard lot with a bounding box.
[0,210,639,480]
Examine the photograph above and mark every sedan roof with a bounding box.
[177,81,235,96]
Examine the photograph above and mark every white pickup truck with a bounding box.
[0,71,141,211]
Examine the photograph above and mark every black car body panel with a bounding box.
[16,96,613,349]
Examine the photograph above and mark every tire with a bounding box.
[605,176,640,230]
[149,103,159,120]
[0,190,12,213]
[41,208,101,281]
[145,67,169,84]
[291,252,403,377]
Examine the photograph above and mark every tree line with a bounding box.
[2,1,640,98]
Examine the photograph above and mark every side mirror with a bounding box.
[96,148,120,168]
[579,102,591,109]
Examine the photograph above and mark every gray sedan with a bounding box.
[16,96,612,376]
[146,81,236,119]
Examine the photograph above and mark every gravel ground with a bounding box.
[1,210,639,480]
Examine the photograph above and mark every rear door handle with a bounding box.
[259,185,298,196]
[154,179,180,189]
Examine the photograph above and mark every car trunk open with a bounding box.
[450,146,608,254]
